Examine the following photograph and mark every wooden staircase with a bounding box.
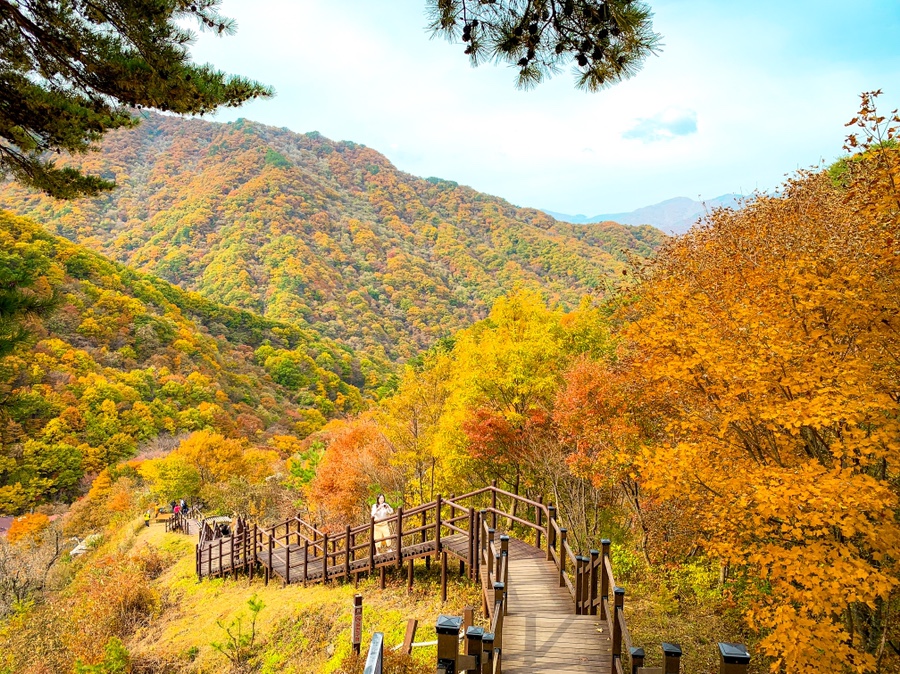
[187,485,641,673]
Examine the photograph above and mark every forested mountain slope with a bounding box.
[0,114,665,360]
[0,211,371,512]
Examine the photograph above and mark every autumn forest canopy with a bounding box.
[0,1,899,673]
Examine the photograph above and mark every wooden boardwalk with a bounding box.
[484,536,612,673]
[185,486,633,673]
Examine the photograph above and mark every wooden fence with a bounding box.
[194,484,638,672]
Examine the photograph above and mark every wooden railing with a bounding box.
[191,484,639,672]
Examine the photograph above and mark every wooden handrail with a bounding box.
[617,606,634,653]
[444,499,471,514]
[443,521,467,536]
[604,557,616,595]
[483,506,546,534]
[447,486,493,502]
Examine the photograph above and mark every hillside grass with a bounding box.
[122,522,482,673]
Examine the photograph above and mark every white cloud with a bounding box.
[186,0,900,213]
[623,108,698,142]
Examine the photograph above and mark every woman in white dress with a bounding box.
[371,494,394,554]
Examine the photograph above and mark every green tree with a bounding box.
[0,0,273,198]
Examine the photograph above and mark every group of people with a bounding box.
[171,498,189,516]
[142,498,190,527]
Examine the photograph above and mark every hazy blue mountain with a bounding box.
[544,194,743,234]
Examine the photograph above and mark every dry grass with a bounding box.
[125,521,482,673]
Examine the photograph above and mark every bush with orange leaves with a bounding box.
[306,419,398,530]
[6,513,51,547]
[59,544,167,666]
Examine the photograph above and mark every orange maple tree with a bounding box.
[618,118,900,672]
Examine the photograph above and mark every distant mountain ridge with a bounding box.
[0,113,667,362]
[543,194,743,234]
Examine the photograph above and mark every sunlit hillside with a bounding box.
[0,113,666,361]
[0,211,376,514]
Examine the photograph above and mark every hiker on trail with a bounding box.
[371,494,394,554]
[144,510,151,527]
[173,503,181,515]
[180,498,187,513]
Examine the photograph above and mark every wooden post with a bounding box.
[662,643,682,674]
[352,594,363,655]
[402,619,418,655]
[435,615,462,673]
[589,549,600,616]
[303,540,309,586]
[600,538,611,620]
[395,507,404,570]
[463,606,474,632]
[285,540,291,585]
[345,525,351,580]
[501,551,509,616]
[487,528,495,576]
[558,528,567,588]
[536,494,543,550]
[441,551,448,602]
[421,509,431,570]
[435,494,442,559]
[369,516,376,573]
[195,545,200,579]
[492,582,504,650]
[230,532,236,580]
[490,480,498,529]
[493,582,504,609]
[407,558,414,593]
[380,565,386,590]
[630,647,646,674]
[218,538,223,578]
[583,556,591,614]
[243,526,249,575]
[264,535,271,586]
[612,587,625,669]
[466,626,484,672]
[322,532,329,582]
[249,525,256,581]
[476,510,486,579]
[718,643,750,674]
[547,505,557,561]
[467,507,476,580]
[481,632,495,674]
[574,556,583,614]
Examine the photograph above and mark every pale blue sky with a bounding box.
[190,0,900,215]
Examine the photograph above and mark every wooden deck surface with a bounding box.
[196,523,611,672]
[497,537,612,673]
